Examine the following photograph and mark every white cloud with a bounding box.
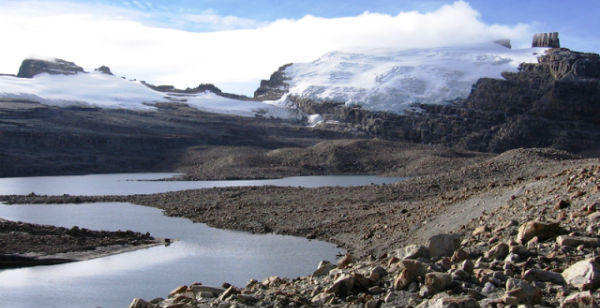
[0,0,532,95]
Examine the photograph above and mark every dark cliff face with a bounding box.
[282,48,600,154]
[532,32,560,48]
[17,58,85,78]
[253,64,292,101]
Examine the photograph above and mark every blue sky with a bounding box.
[98,0,600,52]
[1,0,598,94]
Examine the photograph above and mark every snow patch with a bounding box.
[0,72,298,119]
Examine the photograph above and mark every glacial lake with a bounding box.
[0,173,405,196]
[0,174,405,308]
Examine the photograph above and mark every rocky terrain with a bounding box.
[117,152,600,308]
[0,218,163,268]
[172,139,492,180]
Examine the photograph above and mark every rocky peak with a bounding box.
[17,58,85,78]
[253,63,292,101]
[493,39,512,49]
[532,32,560,48]
[94,66,113,75]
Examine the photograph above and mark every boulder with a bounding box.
[557,236,600,248]
[368,265,387,282]
[485,242,509,260]
[128,298,156,308]
[516,221,561,244]
[337,253,353,268]
[402,244,430,259]
[168,285,190,298]
[522,268,566,284]
[562,258,600,290]
[327,273,355,297]
[17,58,85,78]
[312,260,337,277]
[427,234,461,258]
[425,272,453,291]
[394,259,428,290]
[505,278,542,305]
[311,292,334,305]
[235,294,258,305]
[416,296,480,308]
[561,291,598,308]
[190,285,225,298]
[217,285,239,301]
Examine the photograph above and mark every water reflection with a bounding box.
[0,202,342,308]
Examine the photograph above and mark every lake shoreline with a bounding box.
[0,218,166,269]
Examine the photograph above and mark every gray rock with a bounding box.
[128,298,156,308]
[557,235,600,248]
[17,58,85,78]
[419,285,435,298]
[562,258,600,290]
[368,265,387,282]
[402,244,430,260]
[481,282,496,295]
[522,268,566,284]
[427,234,461,258]
[327,273,355,296]
[485,242,509,260]
[235,294,258,305]
[191,285,226,298]
[312,260,337,277]
[561,291,598,308]
[95,65,113,75]
[416,296,480,308]
[311,292,334,305]
[505,278,542,305]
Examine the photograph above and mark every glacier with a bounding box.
[276,43,548,114]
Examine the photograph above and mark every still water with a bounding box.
[0,202,342,308]
[0,173,405,195]
[0,174,405,308]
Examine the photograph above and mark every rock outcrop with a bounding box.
[253,63,292,100]
[142,82,252,101]
[17,58,85,78]
[95,65,113,75]
[532,32,560,48]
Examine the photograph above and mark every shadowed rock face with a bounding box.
[532,32,560,48]
[254,63,292,101]
[17,58,85,78]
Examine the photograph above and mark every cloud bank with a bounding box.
[0,1,532,95]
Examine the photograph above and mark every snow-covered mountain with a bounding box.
[269,43,548,114]
[0,69,298,119]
